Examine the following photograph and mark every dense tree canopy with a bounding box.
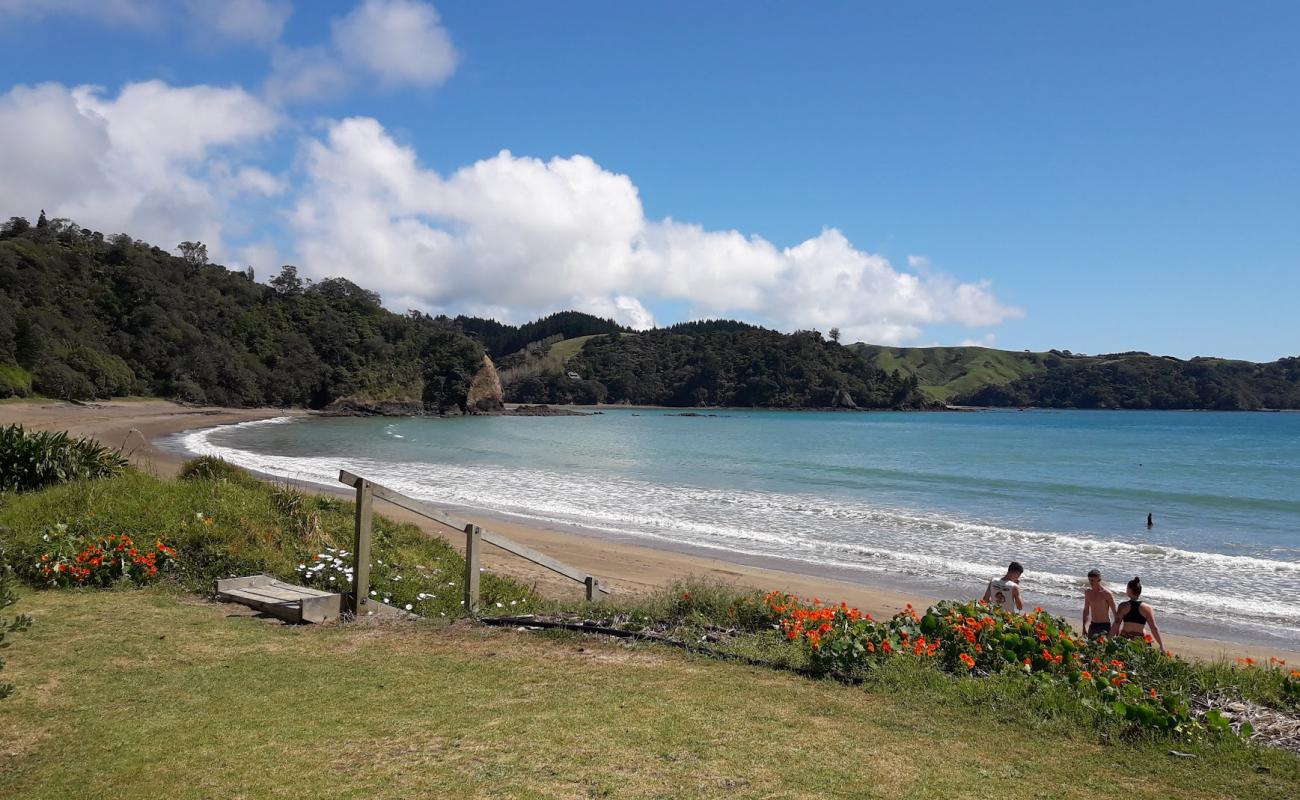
[958,353,1300,410]
[5,215,1297,413]
[510,327,935,409]
[0,216,483,411]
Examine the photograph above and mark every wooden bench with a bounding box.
[215,575,342,623]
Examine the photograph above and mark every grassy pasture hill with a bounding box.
[852,344,1058,403]
[854,343,1300,410]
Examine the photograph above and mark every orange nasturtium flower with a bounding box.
[958,653,975,669]
[1080,670,1093,681]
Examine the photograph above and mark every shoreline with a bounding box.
[4,398,1298,664]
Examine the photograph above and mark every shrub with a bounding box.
[24,524,176,587]
[765,593,1214,736]
[0,425,128,493]
[0,364,32,399]
[31,361,93,400]
[178,456,257,487]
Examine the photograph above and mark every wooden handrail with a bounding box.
[338,469,609,612]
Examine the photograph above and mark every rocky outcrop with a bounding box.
[323,398,426,417]
[508,404,591,416]
[465,355,505,414]
[831,387,859,409]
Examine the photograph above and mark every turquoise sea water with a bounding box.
[179,409,1300,647]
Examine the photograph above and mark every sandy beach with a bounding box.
[4,397,1296,664]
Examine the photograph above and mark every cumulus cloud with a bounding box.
[0,81,280,256]
[288,117,1020,343]
[332,0,457,87]
[267,0,457,102]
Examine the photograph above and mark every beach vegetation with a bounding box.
[176,455,259,487]
[0,424,128,493]
[0,463,536,617]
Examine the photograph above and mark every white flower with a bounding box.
[297,563,306,570]
[41,534,50,542]
[370,590,377,597]
[329,576,335,582]
[305,572,314,579]
[510,600,517,606]
[495,602,503,608]
[394,576,402,582]
[404,604,413,611]
[195,513,204,520]
[383,597,390,604]
[439,612,446,617]
[447,581,455,586]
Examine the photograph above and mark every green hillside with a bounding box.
[853,344,1056,402]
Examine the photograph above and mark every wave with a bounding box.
[179,417,1300,636]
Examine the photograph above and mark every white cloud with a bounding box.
[265,45,354,103]
[287,117,1020,344]
[187,0,292,47]
[267,1,457,103]
[332,0,457,87]
[0,81,280,257]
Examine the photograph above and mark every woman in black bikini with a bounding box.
[1110,576,1164,650]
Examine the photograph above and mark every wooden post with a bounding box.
[351,480,373,616]
[585,576,598,602]
[463,523,481,614]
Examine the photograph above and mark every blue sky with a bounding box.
[1,1,1297,360]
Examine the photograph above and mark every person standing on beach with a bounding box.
[1081,569,1117,637]
[1111,576,1165,650]
[982,561,1024,613]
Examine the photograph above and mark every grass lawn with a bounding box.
[2,590,1296,800]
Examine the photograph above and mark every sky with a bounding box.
[1,1,1297,360]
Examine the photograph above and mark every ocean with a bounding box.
[175,408,1300,648]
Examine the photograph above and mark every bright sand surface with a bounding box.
[4,398,1297,664]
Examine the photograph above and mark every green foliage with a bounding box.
[177,456,258,487]
[533,326,933,408]
[0,425,128,493]
[854,344,1057,402]
[856,343,1300,410]
[0,219,486,411]
[22,525,176,587]
[0,364,31,399]
[458,311,624,358]
[0,470,536,618]
[0,546,33,700]
[959,353,1300,410]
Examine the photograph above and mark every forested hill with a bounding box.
[6,215,1295,412]
[0,215,485,411]
[508,327,937,409]
[0,216,930,411]
[856,344,1300,410]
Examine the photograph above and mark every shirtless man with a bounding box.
[1082,569,1117,637]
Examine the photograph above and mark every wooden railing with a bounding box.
[338,470,609,616]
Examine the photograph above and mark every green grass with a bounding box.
[0,467,535,617]
[1,589,1296,800]
[548,334,603,364]
[854,344,1056,402]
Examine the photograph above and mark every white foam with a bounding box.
[180,419,1300,635]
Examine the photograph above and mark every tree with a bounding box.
[270,265,304,296]
[829,327,841,343]
[178,241,208,269]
